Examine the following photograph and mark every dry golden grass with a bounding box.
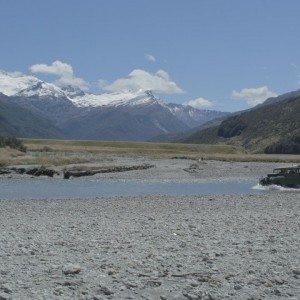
[22,138,244,156]
[0,138,297,166]
[0,147,93,167]
[0,147,26,167]
[14,155,93,166]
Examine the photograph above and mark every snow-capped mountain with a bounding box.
[0,70,228,141]
[0,71,76,124]
[18,81,67,99]
[0,70,66,99]
[0,70,40,96]
[70,90,161,108]
[0,71,162,108]
[166,103,229,128]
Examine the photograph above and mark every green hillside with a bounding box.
[182,95,300,154]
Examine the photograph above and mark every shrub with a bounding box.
[0,136,27,152]
[41,146,54,152]
[218,117,247,138]
[265,135,300,154]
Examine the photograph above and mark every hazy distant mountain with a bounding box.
[0,70,228,141]
[182,93,300,154]
[165,103,229,128]
[60,91,190,141]
[150,104,230,142]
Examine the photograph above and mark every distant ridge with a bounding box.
[181,93,300,154]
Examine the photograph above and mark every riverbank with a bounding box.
[0,156,297,182]
[1,139,300,169]
[0,193,299,299]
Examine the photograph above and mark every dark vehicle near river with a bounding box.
[259,166,300,188]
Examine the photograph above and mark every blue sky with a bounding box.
[1,0,300,111]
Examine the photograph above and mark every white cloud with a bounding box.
[30,60,89,91]
[30,60,73,76]
[156,70,170,80]
[184,97,213,109]
[145,54,156,62]
[100,69,183,94]
[232,86,277,106]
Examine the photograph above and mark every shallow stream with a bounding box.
[0,177,296,200]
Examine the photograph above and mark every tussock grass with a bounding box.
[0,148,92,167]
[0,138,294,166]
[0,148,26,167]
[14,155,92,167]
[22,139,243,156]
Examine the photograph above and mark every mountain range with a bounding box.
[1,70,298,154]
[0,70,228,141]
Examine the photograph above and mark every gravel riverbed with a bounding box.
[0,192,299,300]
[2,158,293,182]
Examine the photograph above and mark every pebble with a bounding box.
[62,264,82,275]
[0,285,12,294]
[292,269,300,275]
[234,284,242,290]
[97,286,114,296]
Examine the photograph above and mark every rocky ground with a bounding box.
[92,158,292,182]
[0,157,294,183]
[0,192,299,300]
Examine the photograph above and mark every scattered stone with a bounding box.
[203,293,216,300]
[26,167,58,177]
[0,285,12,294]
[144,280,162,288]
[63,164,155,179]
[271,276,284,285]
[189,280,199,287]
[0,182,298,299]
[292,269,300,275]
[62,264,82,275]
[183,292,199,300]
[273,288,282,296]
[93,296,105,300]
[198,275,211,282]
[97,286,114,296]
[7,166,58,177]
[62,280,80,286]
[234,284,242,290]
[0,169,10,175]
